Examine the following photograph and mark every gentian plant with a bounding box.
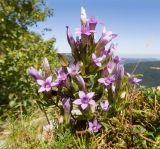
[28,7,141,134]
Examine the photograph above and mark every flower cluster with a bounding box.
[28,7,141,133]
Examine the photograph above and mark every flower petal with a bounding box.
[38,87,45,92]
[98,78,105,84]
[88,122,93,128]
[73,99,82,105]
[92,53,96,60]
[87,92,95,99]
[81,103,88,110]
[79,91,86,99]
[89,99,96,105]
[46,87,51,92]
[37,80,44,86]
[46,76,52,83]
[93,119,98,126]
[51,81,59,87]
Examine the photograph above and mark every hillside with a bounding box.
[125,61,160,87]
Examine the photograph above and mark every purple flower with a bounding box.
[76,75,86,91]
[100,100,109,112]
[128,77,142,85]
[127,73,142,85]
[114,64,124,80]
[102,43,117,57]
[106,62,113,74]
[54,67,68,86]
[88,17,98,31]
[43,57,50,78]
[28,67,42,81]
[66,26,76,52]
[96,26,117,53]
[88,119,102,133]
[37,76,57,92]
[92,53,103,67]
[67,62,80,76]
[113,56,121,64]
[62,98,71,114]
[76,25,91,36]
[98,76,115,87]
[73,91,95,110]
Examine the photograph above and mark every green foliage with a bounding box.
[0,0,58,114]
[2,87,160,149]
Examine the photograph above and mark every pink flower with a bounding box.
[73,91,95,110]
[100,100,109,112]
[67,62,80,76]
[37,76,57,92]
[98,76,115,87]
[92,53,104,67]
[88,119,102,133]
[127,73,142,85]
[96,26,117,53]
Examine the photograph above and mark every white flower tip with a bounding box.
[102,26,107,34]
[81,6,86,15]
[81,6,87,25]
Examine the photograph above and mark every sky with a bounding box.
[31,0,160,58]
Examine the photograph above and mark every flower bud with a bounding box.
[81,7,87,26]
[43,57,50,78]
[28,67,42,81]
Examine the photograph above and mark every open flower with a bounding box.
[98,76,115,87]
[67,62,80,76]
[54,67,68,86]
[127,73,142,85]
[96,26,117,54]
[73,91,95,110]
[88,119,102,133]
[128,77,142,85]
[100,100,109,112]
[37,76,57,92]
[92,53,104,67]
[28,67,42,81]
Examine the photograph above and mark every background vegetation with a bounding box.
[0,0,58,115]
